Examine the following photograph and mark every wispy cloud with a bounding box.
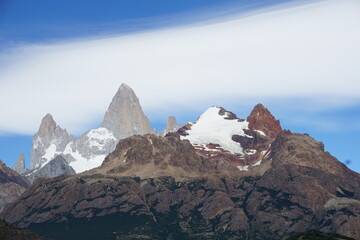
[0,0,359,135]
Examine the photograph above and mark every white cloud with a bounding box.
[0,0,359,135]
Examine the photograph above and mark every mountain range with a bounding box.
[0,83,359,240]
[11,84,179,182]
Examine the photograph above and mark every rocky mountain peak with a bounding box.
[12,153,27,174]
[166,116,177,130]
[179,106,251,155]
[37,113,57,138]
[161,116,179,136]
[30,114,73,170]
[247,103,282,138]
[101,83,152,139]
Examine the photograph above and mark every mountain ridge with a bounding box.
[2,104,359,239]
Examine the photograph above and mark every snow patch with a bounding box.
[33,136,43,149]
[63,141,107,173]
[36,143,61,168]
[68,151,106,173]
[237,165,249,171]
[253,160,262,166]
[255,130,266,136]
[86,128,117,150]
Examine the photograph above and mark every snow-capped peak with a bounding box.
[180,107,251,154]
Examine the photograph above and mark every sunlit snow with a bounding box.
[35,143,61,169]
[86,127,117,150]
[181,107,251,154]
[68,152,106,173]
[237,165,249,171]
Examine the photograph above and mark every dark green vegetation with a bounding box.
[286,230,355,240]
[0,219,49,240]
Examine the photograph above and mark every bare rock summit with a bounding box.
[161,116,179,136]
[12,153,27,174]
[101,83,152,139]
[247,103,282,138]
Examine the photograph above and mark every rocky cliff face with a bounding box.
[0,160,29,213]
[12,153,27,174]
[101,83,152,139]
[2,130,360,240]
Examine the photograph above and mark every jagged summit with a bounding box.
[30,114,74,170]
[12,153,26,174]
[37,113,57,138]
[161,116,179,136]
[247,103,282,138]
[101,83,152,139]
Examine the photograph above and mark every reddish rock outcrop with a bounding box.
[247,103,282,138]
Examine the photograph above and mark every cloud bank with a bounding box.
[0,0,359,135]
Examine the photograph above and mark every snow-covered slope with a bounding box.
[63,128,117,173]
[181,107,252,155]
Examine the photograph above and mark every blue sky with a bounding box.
[0,0,359,173]
[0,0,299,49]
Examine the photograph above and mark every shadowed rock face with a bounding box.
[1,132,360,240]
[26,156,76,183]
[0,160,30,213]
[286,230,355,240]
[0,219,49,240]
